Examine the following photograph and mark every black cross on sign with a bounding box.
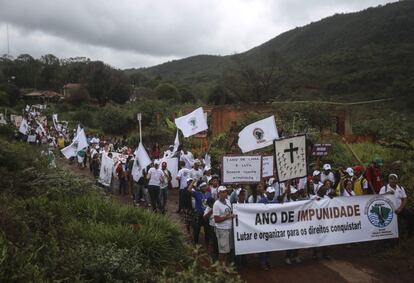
[284,142,299,163]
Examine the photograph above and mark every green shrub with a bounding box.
[97,105,132,135]
[0,137,189,282]
[72,109,95,127]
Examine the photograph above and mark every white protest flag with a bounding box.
[35,120,46,135]
[19,119,29,135]
[174,107,208,138]
[99,153,114,186]
[132,143,152,182]
[76,125,82,136]
[52,114,60,131]
[61,129,89,159]
[237,115,279,153]
[173,130,180,152]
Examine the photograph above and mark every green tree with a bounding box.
[65,86,90,106]
[98,105,131,134]
[154,83,179,102]
[207,85,235,105]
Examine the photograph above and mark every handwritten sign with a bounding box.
[222,155,262,184]
[262,155,274,178]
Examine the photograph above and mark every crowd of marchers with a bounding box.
[9,104,414,271]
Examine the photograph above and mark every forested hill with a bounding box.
[137,1,414,104]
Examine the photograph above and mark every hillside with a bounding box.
[138,1,414,103]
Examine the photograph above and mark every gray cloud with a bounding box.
[0,0,397,68]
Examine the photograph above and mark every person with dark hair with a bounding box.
[380,174,413,238]
[151,142,161,159]
[116,158,128,196]
[160,161,172,214]
[213,186,235,264]
[247,183,265,203]
[190,181,211,245]
[176,160,191,213]
[147,161,163,212]
[204,197,218,259]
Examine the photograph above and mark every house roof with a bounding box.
[63,83,82,89]
[23,91,63,98]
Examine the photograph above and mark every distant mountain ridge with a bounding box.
[131,1,414,102]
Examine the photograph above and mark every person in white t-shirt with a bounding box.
[339,178,355,197]
[311,170,324,195]
[380,174,413,237]
[180,148,194,169]
[190,160,203,181]
[202,166,212,184]
[147,161,163,212]
[209,176,220,200]
[247,183,265,203]
[321,164,336,184]
[213,186,235,264]
[176,161,191,213]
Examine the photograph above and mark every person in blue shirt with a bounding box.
[259,187,278,204]
[257,186,278,270]
[188,181,212,245]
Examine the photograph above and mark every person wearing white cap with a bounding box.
[380,174,413,237]
[321,163,336,184]
[147,161,164,212]
[259,187,277,204]
[213,185,234,264]
[268,177,283,203]
[335,167,354,196]
[311,170,323,195]
[279,180,299,203]
[189,181,212,245]
[202,166,212,184]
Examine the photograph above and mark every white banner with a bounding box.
[27,134,37,143]
[238,115,279,153]
[262,155,274,178]
[233,195,398,255]
[274,135,307,182]
[222,155,262,184]
[99,153,114,187]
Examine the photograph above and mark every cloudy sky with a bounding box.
[0,0,397,69]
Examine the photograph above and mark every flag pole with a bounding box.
[137,113,142,143]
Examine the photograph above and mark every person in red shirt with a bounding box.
[151,142,161,159]
[365,157,383,194]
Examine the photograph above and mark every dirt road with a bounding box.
[58,158,413,283]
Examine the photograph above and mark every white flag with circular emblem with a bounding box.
[237,115,279,153]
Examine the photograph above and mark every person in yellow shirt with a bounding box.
[57,134,65,150]
[352,166,370,195]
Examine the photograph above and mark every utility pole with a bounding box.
[137,113,142,144]
[6,24,10,56]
